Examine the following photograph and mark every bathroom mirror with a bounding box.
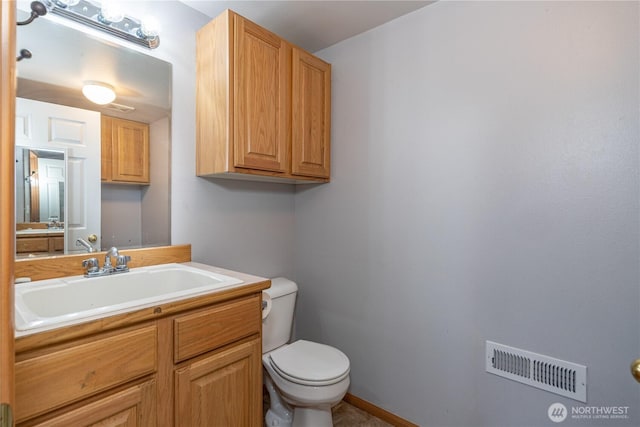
[15,8,172,256]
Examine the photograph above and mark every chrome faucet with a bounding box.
[103,246,119,272]
[76,237,95,253]
[82,246,131,277]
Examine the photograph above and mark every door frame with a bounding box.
[0,0,16,423]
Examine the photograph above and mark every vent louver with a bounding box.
[486,341,587,402]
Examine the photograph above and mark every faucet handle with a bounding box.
[82,258,99,274]
[115,255,131,271]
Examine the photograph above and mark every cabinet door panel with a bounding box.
[30,380,156,427]
[111,118,150,183]
[16,325,157,421]
[233,15,288,173]
[292,48,331,178]
[174,295,260,363]
[175,338,262,427]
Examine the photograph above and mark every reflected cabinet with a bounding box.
[196,9,331,183]
[102,116,150,184]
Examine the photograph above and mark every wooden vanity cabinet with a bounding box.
[16,234,63,254]
[15,292,263,427]
[102,116,150,184]
[173,295,262,426]
[196,9,331,183]
[27,380,157,427]
[15,323,157,425]
[175,338,262,426]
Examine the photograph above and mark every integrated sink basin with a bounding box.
[15,263,244,334]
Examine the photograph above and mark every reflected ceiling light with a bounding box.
[82,81,116,105]
[40,0,160,49]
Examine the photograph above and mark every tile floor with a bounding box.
[331,401,393,426]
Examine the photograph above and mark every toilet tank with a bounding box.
[262,277,298,353]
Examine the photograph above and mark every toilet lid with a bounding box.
[269,340,350,386]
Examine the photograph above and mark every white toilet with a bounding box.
[262,278,350,427]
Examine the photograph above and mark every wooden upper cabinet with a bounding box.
[196,9,330,183]
[292,48,331,179]
[234,15,288,173]
[102,116,150,184]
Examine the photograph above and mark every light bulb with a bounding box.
[82,81,116,105]
[98,1,124,24]
[139,16,160,38]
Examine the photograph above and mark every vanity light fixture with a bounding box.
[40,0,160,49]
[82,81,116,105]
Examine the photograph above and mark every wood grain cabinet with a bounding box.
[16,234,63,254]
[102,116,150,184]
[196,9,331,183]
[15,293,263,426]
[28,380,157,427]
[175,338,262,426]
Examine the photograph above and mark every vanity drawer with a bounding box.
[16,324,157,422]
[174,295,260,363]
[16,237,49,253]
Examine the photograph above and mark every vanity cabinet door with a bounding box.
[102,116,150,184]
[174,337,262,427]
[28,379,156,427]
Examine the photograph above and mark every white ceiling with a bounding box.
[15,0,432,123]
[180,0,432,53]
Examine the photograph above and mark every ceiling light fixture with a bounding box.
[40,0,160,49]
[82,81,116,105]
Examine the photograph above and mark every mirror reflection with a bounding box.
[15,147,66,257]
[15,9,172,257]
[16,147,65,225]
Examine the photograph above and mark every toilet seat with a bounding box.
[268,340,350,386]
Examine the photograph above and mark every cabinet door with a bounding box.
[30,380,156,427]
[291,48,331,178]
[175,338,262,427]
[110,118,150,184]
[233,14,288,173]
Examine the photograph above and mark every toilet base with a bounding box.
[264,373,293,427]
[292,405,333,427]
[264,371,336,427]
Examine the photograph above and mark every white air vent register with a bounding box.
[486,340,587,402]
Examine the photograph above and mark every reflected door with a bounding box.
[37,157,65,223]
[16,97,101,253]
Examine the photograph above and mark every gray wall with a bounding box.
[101,185,142,249]
[142,117,171,247]
[101,117,171,250]
[294,2,639,426]
[126,1,296,278]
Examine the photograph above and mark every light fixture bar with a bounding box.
[45,0,159,49]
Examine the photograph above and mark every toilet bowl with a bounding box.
[262,279,350,427]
